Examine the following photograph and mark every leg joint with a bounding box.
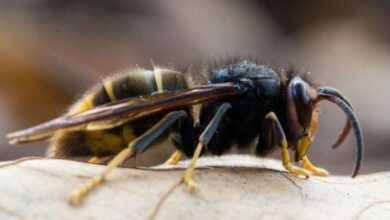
[198,103,231,145]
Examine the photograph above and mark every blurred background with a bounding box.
[0,0,389,175]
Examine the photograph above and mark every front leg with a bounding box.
[264,112,310,178]
[302,156,329,176]
[300,110,329,176]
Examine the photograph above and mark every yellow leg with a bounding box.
[181,103,231,192]
[69,111,186,205]
[182,142,203,192]
[88,156,102,164]
[69,146,134,205]
[165,151,182,165]
[281,139,310,178]
[264,112,310,178]
[302,156,329,176]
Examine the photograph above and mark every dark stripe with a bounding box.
[161,71,186,91]
[112,73,157,100]
[92,85,111,105]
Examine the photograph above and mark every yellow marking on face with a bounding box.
[104,80,117,101]
[153,68,164,93]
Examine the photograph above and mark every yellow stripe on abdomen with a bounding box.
[68,94,94,114]
[153,68,164,93]
[103,80,117,101]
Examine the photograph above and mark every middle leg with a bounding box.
[165,150,182,165]
[182,103,231,191]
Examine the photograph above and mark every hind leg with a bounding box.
[69,111,187,205]
[182,103,231,191]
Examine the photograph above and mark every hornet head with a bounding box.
[285,75,364,177]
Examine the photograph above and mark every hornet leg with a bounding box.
[88,156,106,164]
[302,156,329,176]
[182,103,231,192]
[301,110,329,176]
[265,112,310,178]
[87,156,101,164]
[165,150,182,165]
[69,111,187,205]
[88,156,114,165]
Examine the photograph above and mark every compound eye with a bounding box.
[292,79,313,129]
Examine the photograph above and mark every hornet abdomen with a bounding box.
[49,68,190,158]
